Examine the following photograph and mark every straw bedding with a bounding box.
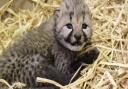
[0,0,128,89]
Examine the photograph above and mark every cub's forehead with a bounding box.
[59,0,90,15]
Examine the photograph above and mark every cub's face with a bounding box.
[54,0,92,52]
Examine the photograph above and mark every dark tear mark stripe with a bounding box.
[69,12,74,21]
[65,29,73,43]
[82,11,85,22]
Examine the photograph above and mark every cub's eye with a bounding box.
[66,23,73,29]
[82,23,88,29]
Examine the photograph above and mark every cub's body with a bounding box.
[0,0,99,89]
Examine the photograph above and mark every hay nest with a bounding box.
[0,0,128,89]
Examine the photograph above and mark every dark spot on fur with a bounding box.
[31,58,35,62]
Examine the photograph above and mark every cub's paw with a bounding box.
[79,46,100,64]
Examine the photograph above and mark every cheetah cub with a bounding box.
[0,0,99,89]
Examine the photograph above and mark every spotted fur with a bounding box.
[0,0,99,89]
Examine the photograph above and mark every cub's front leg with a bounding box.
[79,46,100,64]
[71,46,99,71]
[69,46,99,82]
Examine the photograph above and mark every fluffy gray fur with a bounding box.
[0,0,99,89]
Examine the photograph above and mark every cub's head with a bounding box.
[54,0,92,51]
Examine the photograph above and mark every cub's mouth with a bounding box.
[64,41,86,52]
[70,40,82,46]
[63,38,87,52]
[66,40,82,47]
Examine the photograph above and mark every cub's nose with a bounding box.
[74,33,81,40]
